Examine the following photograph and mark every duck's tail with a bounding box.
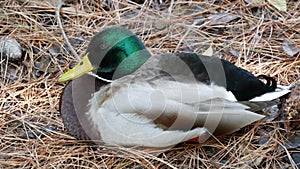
[241,85,291,111]
[249,85,291,101]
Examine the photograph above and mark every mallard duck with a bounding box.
[59,27,290,147]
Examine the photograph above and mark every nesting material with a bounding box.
[0,0,299,168]
[0,37,22,60]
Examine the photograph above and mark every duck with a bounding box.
[58,26,290,147]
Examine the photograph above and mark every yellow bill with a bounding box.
[58,54,95,82]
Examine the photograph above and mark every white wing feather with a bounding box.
[87,79,269,147]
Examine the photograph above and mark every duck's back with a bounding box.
[176,53,276,101]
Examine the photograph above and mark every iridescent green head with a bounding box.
[58,27,151,82]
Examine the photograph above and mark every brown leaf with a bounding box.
[0,37,22,60]
[202,44,214,56]
[244,0,264,5]
[267,0,287,11]
[282,39,300,57]
[208,13,240,26]
[229,49,240,58]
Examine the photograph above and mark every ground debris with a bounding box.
[0,37,22,60]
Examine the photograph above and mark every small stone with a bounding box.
[154,21,166,30]
[0,37,22,60]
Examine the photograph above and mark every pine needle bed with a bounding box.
[1,0,299,168]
